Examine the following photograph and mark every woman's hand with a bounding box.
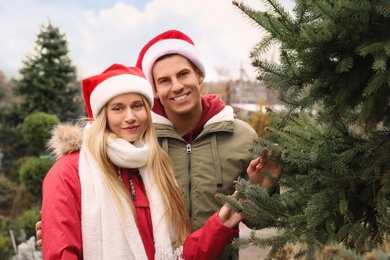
[35,220,42,247]
[218,204,243,229]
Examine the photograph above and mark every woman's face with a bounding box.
[106,93,148,143]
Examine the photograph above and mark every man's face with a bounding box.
[152,54,203,117]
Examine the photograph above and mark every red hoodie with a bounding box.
[152,94,226,143]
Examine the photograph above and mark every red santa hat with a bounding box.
[135,29,206,86]
[82,64,154,119]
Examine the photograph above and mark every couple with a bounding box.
[38,29,283,259]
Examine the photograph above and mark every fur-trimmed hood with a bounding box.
[47,123,84,160]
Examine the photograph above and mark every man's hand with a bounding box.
[247,148,284,189]
[35,220,42,247]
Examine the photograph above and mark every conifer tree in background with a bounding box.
[0,22,83,179]
[219,0,390,258]
[13,22,83,122]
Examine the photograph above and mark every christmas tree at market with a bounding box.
[217,0,390,258]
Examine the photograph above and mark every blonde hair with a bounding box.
[83,96,191,247]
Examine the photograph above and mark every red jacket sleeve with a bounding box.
[182,211,239,260]
[41,152,82,260]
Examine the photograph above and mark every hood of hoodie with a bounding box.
[152,94,233,143]
[152,94,226,127]
[47,123,84,160]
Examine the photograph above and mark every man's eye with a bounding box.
[179,71,188,77]
[159,79,168,84]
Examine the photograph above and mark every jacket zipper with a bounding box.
[186,143,192,218]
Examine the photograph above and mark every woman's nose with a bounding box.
[125,109,136,121]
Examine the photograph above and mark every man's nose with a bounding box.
[171,78,184,91]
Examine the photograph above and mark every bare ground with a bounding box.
[238,223,277,259]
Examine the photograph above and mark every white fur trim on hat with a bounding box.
[90,74,154,118]
[142,38,206,85]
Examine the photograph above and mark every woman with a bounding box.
[40,63,242,259]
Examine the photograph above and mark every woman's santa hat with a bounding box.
[135,29,206,86]
[82,64,154,119]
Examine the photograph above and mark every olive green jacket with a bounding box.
[152,106,258,260]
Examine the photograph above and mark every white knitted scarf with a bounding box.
[79,135,183,259]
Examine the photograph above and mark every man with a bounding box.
[136,29,283,259]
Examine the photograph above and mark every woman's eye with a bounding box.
[132,103,144,110]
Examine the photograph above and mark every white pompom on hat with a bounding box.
[82,64,154,119]
[135,29,206,87]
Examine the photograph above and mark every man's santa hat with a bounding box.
[135,29,206,86]
[82,64,154,119]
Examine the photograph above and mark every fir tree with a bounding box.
[217,0,390,258]
[0,22,83,179]
[13,22,83,121]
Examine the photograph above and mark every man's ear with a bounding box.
[198,75,204,84]
[153,83,159,98]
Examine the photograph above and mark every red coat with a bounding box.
[41,152,239,259]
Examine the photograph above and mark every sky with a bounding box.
[0,0,293,82]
